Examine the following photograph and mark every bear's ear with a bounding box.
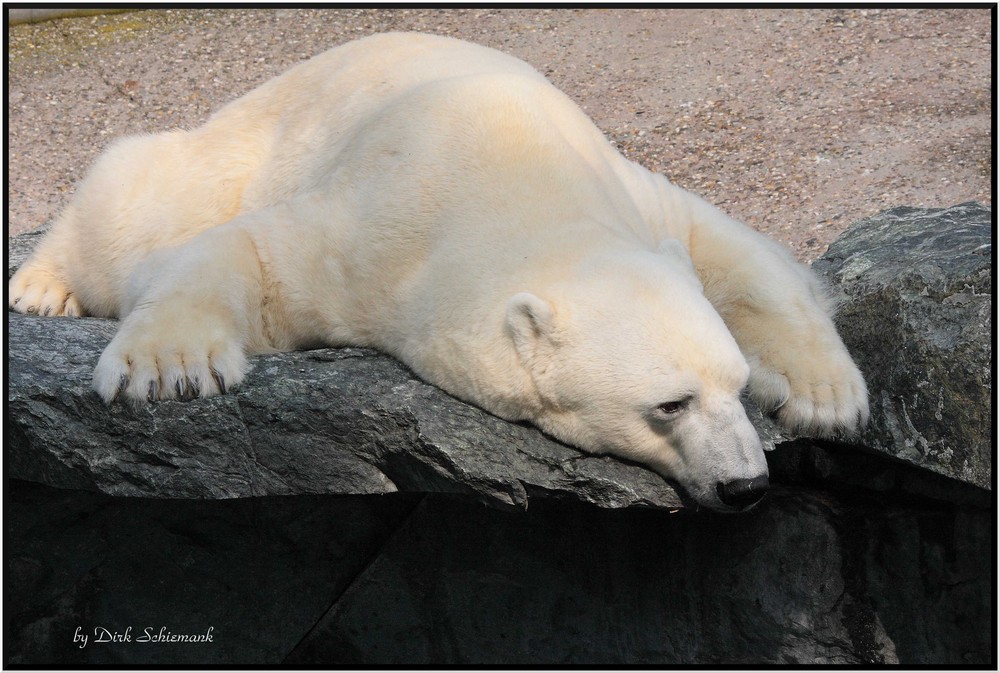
[505,292,556,366]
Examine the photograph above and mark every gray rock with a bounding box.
[7,311,684,510]
[283,491,991,666]
[6,481,990,666]
[812,202,992,490]
[4,480,421,666]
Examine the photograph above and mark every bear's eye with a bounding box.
[657,397,691,416]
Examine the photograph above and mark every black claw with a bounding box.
[110,373,131,403]
[147,380,159,402]
[190,377,202,398]
[175,379,184,399]
[210,367,227,395]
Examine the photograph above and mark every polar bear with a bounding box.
[9,32,868,511]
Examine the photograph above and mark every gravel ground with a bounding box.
[7,8,992,261]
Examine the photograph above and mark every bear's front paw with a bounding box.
[8,264,83,317]
[93,317,248,404]
[748,345,869,438]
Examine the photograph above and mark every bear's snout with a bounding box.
[716,475,769,509]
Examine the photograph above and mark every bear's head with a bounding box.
[505,246,769,512]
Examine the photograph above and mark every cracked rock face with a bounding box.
[812,202,992,490]
[7,311,686,509]
[6,481,992,666]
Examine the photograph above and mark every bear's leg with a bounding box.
[92,222,271,403]
[11,130,253,320]
[682,198,869,437]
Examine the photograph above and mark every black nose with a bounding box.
[716,475,770,509]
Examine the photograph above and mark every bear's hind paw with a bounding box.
[8,266,82,317]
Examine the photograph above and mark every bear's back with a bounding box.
[203,32,554,212]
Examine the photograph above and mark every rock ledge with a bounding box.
[7,204,991,507]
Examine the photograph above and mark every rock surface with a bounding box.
[6,480,991,666]
[7,312,685,510]
[286,490,991,666]
[5,480,421,666]
[813,202,992,490]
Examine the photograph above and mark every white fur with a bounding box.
[9,33,868,511]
